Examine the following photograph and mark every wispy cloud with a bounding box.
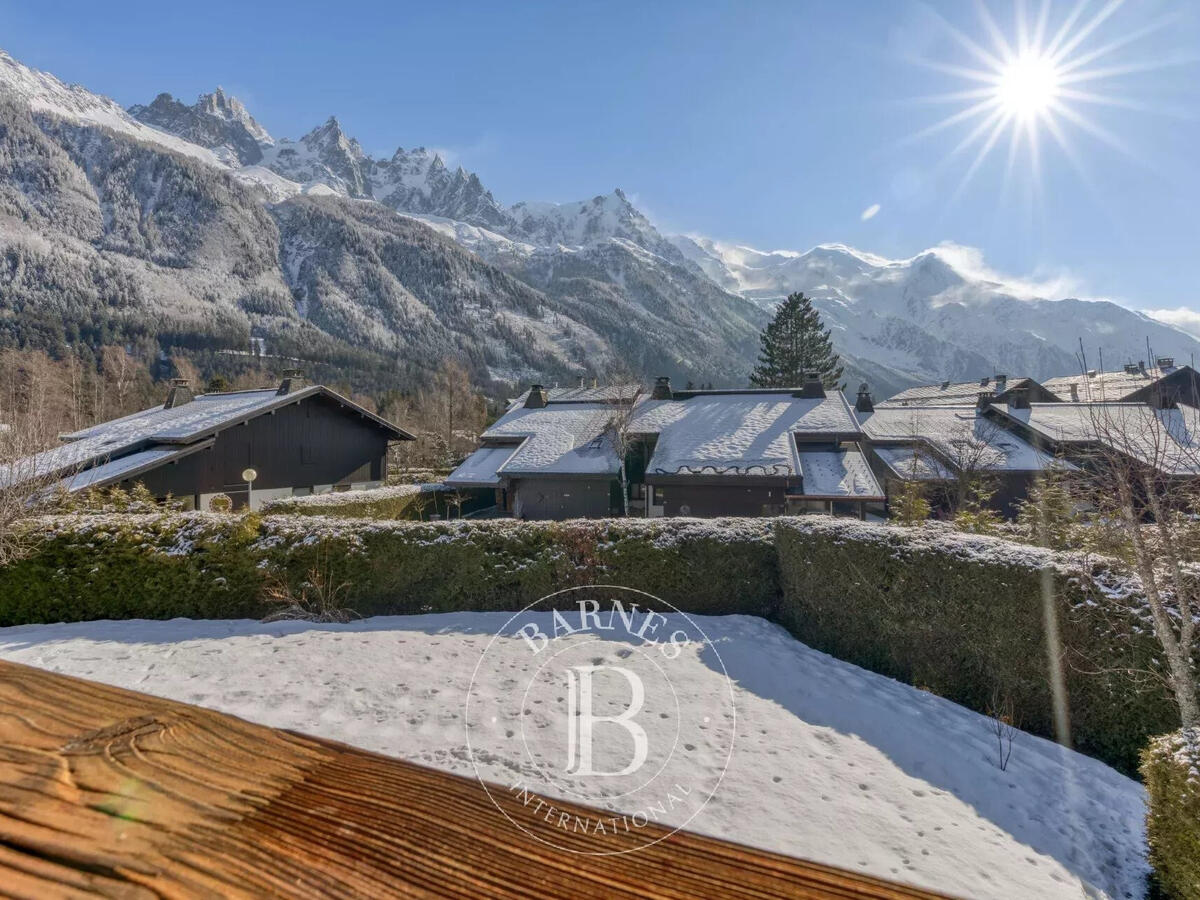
[860,203,881,221]
[1145,307,1200,339]
[928,241,1088,300]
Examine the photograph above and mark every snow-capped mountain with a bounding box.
[672,235,1200,397]
[129,88,272,165]
[0,49,763,390]
[4,46,1197,399]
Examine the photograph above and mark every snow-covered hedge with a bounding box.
[3,511,1181,775]
[1141,728,1200,899]
[261,484,441,519]
[773,517,1179,775]
[0,513,777,626]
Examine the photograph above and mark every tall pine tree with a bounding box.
[749,292,843,388]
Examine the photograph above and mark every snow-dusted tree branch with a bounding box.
[1074,403,1200,728]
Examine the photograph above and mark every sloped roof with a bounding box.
[541,384,643,403]
[883,377,1042,407]
[1042,364,1193,402]
[55,442,214,493]
[632,392,861,477]
[1,385,411,489]
[444,443,521,487]
[872,446,954,481]
[478,402,621,477]
[861,405,1072,474]
[994,402,1200,475]
[796,448,885,498]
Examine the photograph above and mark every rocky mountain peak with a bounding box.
[129,87,271,165]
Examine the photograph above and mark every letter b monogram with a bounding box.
[564,665,648,777]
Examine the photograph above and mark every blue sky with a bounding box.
[3,0,1198,315]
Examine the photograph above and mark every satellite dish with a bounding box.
[242,468,258,483]
[679,504,691,516]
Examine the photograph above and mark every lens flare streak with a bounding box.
[905,0,1183,200]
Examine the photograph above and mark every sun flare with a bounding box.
[905,0,1179,202]
[995,53,1060,118]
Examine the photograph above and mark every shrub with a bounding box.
[2,511,1182,775]
[0,514,777,625]
[261,484,449,520]
[773,516,1180,774]
[1141,728,1200,899]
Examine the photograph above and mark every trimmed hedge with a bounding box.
[773,517,1181,775]
[0,514,777,625]
[1,512,1189,776]
[1141,728,1200,899]
[261,484,441,519]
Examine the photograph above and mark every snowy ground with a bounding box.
[0,613,1147,899]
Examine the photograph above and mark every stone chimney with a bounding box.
[855,382,874,413]
[524,384,549,409]
[277,369,306,396]
[651,376,673,400]
[796,372,826,399]
[976,391,994,412]
[1069,383,1079,402]
[1008,386,1031,409]
[1138,360,1147,375]
[164,378,194,409]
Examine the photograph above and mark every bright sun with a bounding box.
[905,0,1176,200]
[995,53,1060,118]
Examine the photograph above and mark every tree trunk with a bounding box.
[1119,480,1200,727]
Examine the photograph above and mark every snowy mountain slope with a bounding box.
[0,613,1149,900]
[128,79,1189,397]
[117,81,766,383]
[129,88,273,165]
[0,49,763,387]
[674,235,1200,395]
[6,46,1193,395]
[0,51,226,168]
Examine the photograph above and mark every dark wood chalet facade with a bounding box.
[12,374,413,510]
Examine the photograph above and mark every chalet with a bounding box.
[448,376,885,520]
[445,384,640,519]
[1041,359,1200,408]
[629,377,884,519]
[986,400,1200,479]
[859,394,1075,516]
[885,375,1061,407]
[3,373,413,510]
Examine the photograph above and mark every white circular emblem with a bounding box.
[463,585,736,855]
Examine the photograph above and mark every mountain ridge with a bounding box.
[3,47,1198,400]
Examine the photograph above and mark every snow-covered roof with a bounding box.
[796,448,884,498]
[444,443,521,487]
[542,384,643,403]
[478,402,621,478]
[1,385,411,489]
[884,377,1039,407]
[861,405,1072,474]
[996,402,1200,475]
[1042,365,1190,402]
[872,446,953,481]
[54,444,213,493]
[632,392,861,477]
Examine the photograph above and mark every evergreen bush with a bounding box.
[1141,728,1200,899]
[773,516,1181,774]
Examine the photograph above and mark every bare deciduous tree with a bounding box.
[1074,402,1200,728]
[987,688,1018,771]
